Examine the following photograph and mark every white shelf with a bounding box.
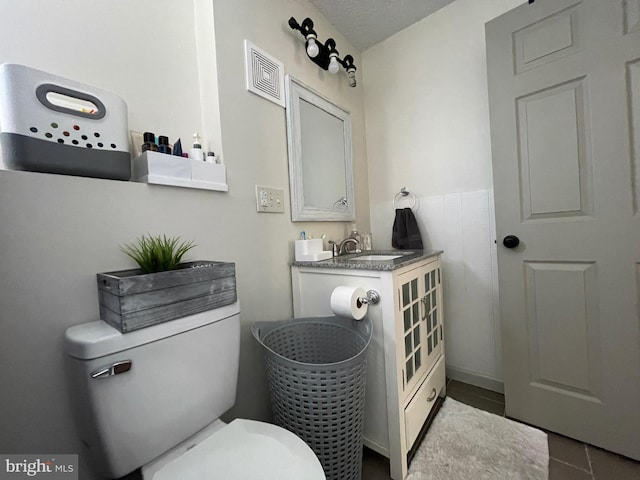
[132,151,228,192]
[135,174,228,192]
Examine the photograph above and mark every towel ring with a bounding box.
[332,197,348,209]
[393,187,416,209]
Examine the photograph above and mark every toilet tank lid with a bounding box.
[65,302,240,360]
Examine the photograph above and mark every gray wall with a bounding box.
[0,0,369,478]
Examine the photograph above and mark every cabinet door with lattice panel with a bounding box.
[396,260,442,400]
[421,262,443,381]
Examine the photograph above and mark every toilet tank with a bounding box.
[64,302,241,479]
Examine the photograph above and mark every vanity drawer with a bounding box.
[404,354,445,449]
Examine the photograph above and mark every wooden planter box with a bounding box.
[97,261,236,333]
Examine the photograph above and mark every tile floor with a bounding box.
[361,379,640,480]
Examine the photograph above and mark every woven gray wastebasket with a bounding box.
[252,315,372,480]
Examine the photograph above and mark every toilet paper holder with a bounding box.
[331,286,380,321]
[360,290,380,306]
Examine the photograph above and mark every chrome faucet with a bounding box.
[338,238,361,255]
[328,240,339,257]
[328,238,362,257]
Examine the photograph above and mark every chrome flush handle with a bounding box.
[91,360,132,379]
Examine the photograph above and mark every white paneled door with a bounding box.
[487,0,640,460]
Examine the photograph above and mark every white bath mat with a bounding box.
[407,397,549,480]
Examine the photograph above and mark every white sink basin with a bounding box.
[350,254,403,261]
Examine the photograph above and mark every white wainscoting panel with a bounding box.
[371,189,502,390]
[417,190,502,390]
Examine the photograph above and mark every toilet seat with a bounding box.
[144,419,325,480]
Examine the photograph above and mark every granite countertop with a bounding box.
[291,249,442,271]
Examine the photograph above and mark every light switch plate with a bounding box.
[255,185,285,213]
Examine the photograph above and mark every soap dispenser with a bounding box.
[190,132,204,161]
[349,224,361,245]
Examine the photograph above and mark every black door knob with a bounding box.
[503,235,520,249]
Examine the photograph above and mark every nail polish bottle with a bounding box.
[157,135,172,155]
[141,132,158,152]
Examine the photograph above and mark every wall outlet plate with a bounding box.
[255,185,284,213]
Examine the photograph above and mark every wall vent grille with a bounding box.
[245,40,285,107]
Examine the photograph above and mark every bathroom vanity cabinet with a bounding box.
[291,251,445,480]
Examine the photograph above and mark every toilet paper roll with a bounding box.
[330,286,368,320]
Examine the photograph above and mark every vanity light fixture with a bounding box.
[288,17,357,87]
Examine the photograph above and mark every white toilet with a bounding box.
[64,302,325,480]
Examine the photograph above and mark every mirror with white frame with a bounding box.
[285,76,355,221]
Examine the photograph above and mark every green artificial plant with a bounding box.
[121,234,196,274]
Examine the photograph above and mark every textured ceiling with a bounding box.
[307,0,457,51]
